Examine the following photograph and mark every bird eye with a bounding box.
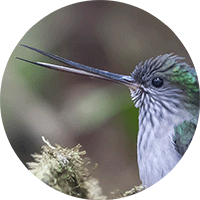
[152,77,163,87]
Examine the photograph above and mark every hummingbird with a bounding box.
[17,44,199,188]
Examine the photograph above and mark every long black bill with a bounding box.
[16,44,138,89]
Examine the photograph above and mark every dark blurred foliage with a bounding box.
[1,0,193,196]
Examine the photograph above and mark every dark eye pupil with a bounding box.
[152,77,163,87]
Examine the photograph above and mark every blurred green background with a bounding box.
[1,0,193,197]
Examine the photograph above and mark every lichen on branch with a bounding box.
[27,137,144,199]
[27,137,106,199]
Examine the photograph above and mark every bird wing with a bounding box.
[173,118,197,156]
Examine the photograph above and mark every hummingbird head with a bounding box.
[17,45,199,121]
[129,54,199,116]
[129,54,199,128]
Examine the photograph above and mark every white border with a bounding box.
[1,1,199,200]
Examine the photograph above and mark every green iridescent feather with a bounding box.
[166,63,199,106]
[170,63,197,86]
[173,118,197,156]
[169,63,199,155]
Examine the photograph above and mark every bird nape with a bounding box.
[16,45,199,188]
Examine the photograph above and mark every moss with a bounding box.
[27,137,106,199]
[27,137,144,199]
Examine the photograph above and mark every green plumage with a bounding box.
[168,63,199,155]
[171,64,197,87]
[174,118,197,155]
[165,62,199,106]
